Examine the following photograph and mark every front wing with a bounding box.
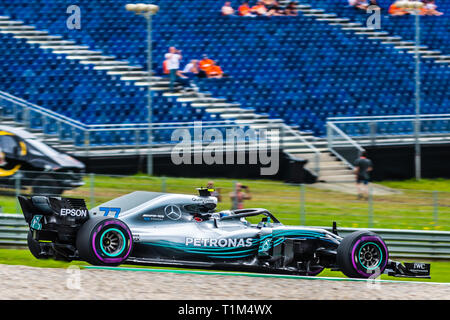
[384,260,431,278]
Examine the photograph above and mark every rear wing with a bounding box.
[18,195,89,224]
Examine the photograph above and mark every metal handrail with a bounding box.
[1,91,317,164]
[327,122,365,150]
[328,117,450,125]
[327,114,450,122]
[326,114,450,149]
[281,124,321,176]
[0,91,86,130]
[326,122,365,170]
[0,91,248,132]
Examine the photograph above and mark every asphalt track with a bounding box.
[0,264,449,300]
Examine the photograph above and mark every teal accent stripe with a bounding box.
[143,240,258,258]
[145,241,257,252]
[83,266,444,285]
[206,253,254,259]
[143,230,328,257]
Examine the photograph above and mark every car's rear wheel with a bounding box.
[337,230,389,279]
[76,217,133,266]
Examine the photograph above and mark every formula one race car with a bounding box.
[19,189,430,279]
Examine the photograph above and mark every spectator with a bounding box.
[238,1,255,17]
[164,47,183,92]
[206,61,225,79]
[229,183,252,210]
[181,59,199,78]
[422,0,444,16]
[251,1,268,16]
[207,181,222,202]
[388,2,409,16]
[354,151,373,200]
[368,0,381,11]
[221,1,235,16]
[199,54,215,77]
[284,1,298,16]
[350,0,369,11]
[162,59,169,75]
[265,0,285,16]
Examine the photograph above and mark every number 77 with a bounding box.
[99,207,121,218]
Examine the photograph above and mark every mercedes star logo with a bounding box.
[164,205,182,221]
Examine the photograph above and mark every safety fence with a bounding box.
[1,91,321,159]
[326,114,450,171]
[327,114,450,147]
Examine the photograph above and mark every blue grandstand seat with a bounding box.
[0,0,448,139]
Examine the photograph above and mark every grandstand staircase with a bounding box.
[0,14,359,184]
[280,1,450,65]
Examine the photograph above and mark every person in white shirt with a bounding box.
[221,2,235,15]
[423,0,444,16]
[182,60,199,77]
[164,47,182,92]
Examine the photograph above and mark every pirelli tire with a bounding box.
[76,217,133,266]
[337,230,389,279]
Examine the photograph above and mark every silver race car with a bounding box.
[19,188,430,279]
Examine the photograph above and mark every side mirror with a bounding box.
[211,213,220,228]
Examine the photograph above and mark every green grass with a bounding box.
[380,178,450,192]
[0,248,84,268]
[2,175,450,230]
[0,249,449,283]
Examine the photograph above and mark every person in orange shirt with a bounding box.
[162,59,169,74]
[388,3,409,16]
[199,55,215,74]
[206,61,224,79]
[251,1,268,16]
[238,1,255,17]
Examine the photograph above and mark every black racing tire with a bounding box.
[27,231,48,259]
[76,217,133,266]
[337,230,389,279]
[32,174,62,196]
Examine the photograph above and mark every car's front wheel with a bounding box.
[76,217,133,266]
[337,230,389,279]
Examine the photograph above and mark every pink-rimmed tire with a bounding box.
[76,217,133,266]
[337,230,389,279]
